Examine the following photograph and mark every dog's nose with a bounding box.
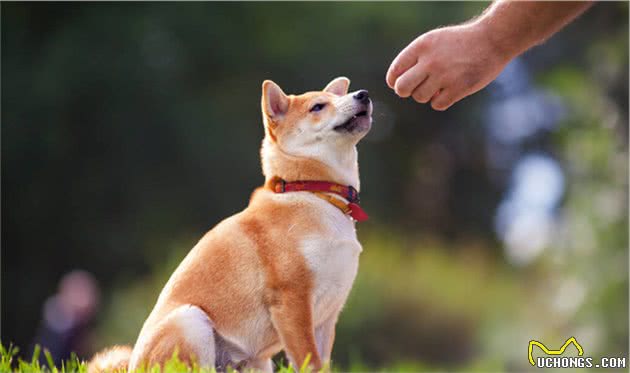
[353,90,370,104]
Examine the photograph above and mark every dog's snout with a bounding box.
[353,90,370,104]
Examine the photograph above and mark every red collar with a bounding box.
[270,178,369,222]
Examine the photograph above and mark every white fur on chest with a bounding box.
[299,203,362,326]
[217,193,362,362]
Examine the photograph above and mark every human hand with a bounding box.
[386,22,513,111]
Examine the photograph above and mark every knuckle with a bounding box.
[397,88,411,98]
[431,97,450,111]
[439,78,453,90]
[395,82,411,98]
[430,60,447,75]
[461,70,481,88]
[387,71,402,89]
[426,58,447,76]
[389,55,409,75]
[432,104,448,111]
[387,66,400,81]
[391,60,403,74]
[413,91,430,104]
[419,32,436,47]
[412,34,428,49]
[424,59,436,72]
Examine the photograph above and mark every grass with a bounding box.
[0,343,320,373]
[1,344,86,373]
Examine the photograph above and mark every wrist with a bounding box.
[471,12,522,62]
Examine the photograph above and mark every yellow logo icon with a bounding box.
[528,337,584,366]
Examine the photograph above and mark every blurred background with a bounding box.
[2,2,628,371]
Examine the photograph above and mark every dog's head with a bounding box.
[259,77,372,187]
[261,77,372,151]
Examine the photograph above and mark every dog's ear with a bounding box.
[262,80,289,123]
[323,77,350,96]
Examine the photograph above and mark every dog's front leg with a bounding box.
[269,290,322,371]
[315,313,338,366]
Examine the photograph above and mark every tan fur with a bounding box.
[90,77,371,372]
[88,346,132,373]
[132,308,206,367]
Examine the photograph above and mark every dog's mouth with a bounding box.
[333,110,370,132]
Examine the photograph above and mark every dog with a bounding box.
[89,77,372,372]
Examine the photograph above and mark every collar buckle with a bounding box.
[273,179,287,193]
[347,185,359,203]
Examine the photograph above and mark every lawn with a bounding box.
[0,343,313,373]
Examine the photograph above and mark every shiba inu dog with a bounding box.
[89,77,372,372]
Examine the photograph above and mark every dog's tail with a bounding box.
[88,345,132,373]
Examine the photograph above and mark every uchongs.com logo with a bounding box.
[528,337,627,369]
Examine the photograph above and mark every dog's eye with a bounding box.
[310,103,326,112]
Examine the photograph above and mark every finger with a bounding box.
[431,85,471,111]
[411,76,441,104]
[430,89,455,111]
[386,45,419,89]
[393,63,428,98]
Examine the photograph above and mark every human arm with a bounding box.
[385,1,594,111]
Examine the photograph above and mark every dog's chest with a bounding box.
[299,219,361,325]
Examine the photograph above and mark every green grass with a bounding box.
[0,343,321,373]
[1,344,86,373]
